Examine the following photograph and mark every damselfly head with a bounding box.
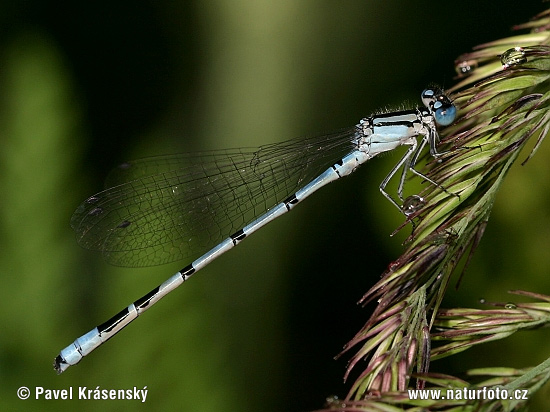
[421,88,456,127]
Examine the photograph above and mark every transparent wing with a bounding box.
[71,128,359,267]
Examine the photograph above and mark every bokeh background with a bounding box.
[0,1,549,411]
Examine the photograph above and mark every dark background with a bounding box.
[0,1,548,411]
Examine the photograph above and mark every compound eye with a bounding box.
[433,100,457,126]
[421,88,436,107]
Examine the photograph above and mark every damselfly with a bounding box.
[54,87,456,373]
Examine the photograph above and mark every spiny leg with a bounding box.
[408,131,460,200]
[379,141,417,213]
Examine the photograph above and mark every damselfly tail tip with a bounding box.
[53,355,68,374]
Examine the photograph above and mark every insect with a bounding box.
[54,87,456,373]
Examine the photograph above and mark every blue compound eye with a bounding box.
[423,87,456,126]
[421,88,436,107]
[433,101,457,126]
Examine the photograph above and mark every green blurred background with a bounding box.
[0,1,548,411]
